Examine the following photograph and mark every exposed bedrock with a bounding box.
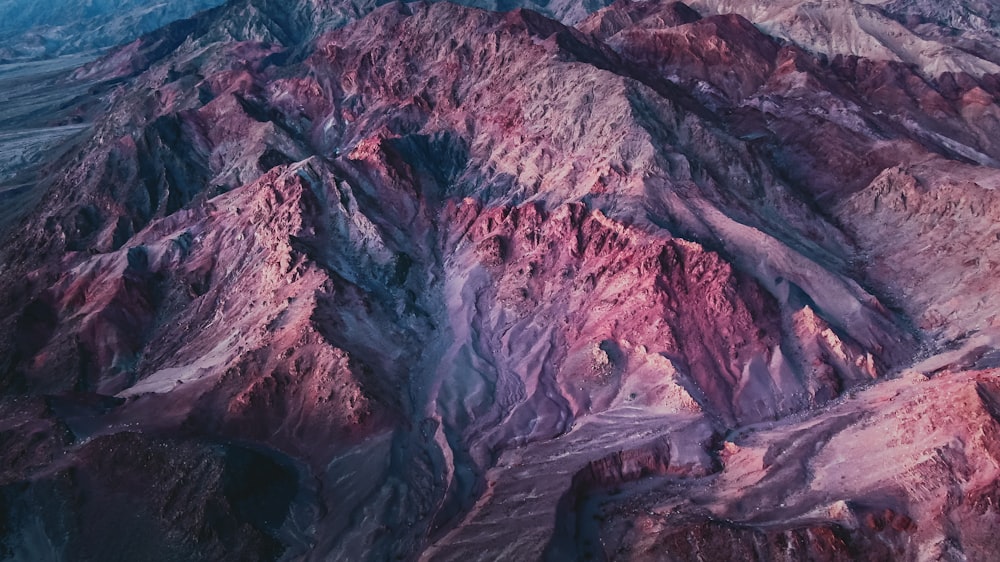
[0,0,999,560]
[579,371,1000,561]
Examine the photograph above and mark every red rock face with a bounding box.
[0,0,999,560]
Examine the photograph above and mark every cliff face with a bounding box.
[1,0,999,560]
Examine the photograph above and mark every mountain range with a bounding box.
[1,0,1000,560]
[0,0,226,61]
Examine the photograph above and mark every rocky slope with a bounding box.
[688,0,1000,77]
[0,54,101,231]
[0,0,226,61]
[0,0,999,560]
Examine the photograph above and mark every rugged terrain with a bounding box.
[688,0,1000,77]
[0,0,226,62]
[1,0,1000,560]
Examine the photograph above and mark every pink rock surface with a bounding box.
[0,0,998,560]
